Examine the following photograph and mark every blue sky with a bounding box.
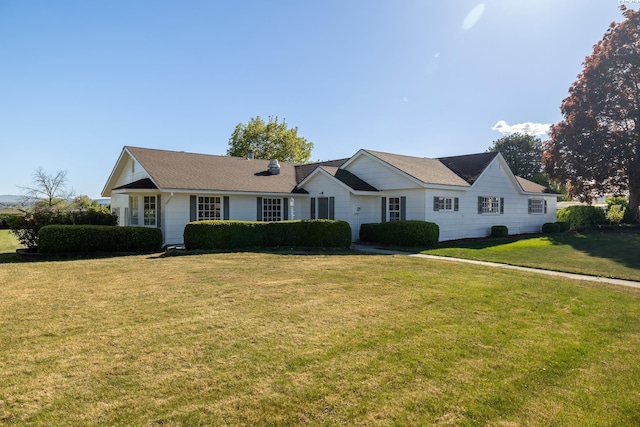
[1,0,637,198]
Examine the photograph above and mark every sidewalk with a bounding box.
[351,243,640,290]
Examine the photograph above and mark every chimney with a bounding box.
[247,149,254,160]
[268,159,281,175]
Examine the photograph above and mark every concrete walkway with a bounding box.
[351,243,640,290]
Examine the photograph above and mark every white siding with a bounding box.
[426,158,557,241]
[343,155,421,190]
[160,193,311,245]
[113,157,150,189]
[350,194,380,240]
[162,193,190,245]
[110,193,129,226]
[302,172,356,238]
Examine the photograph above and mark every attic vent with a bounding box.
[268,159,281,175]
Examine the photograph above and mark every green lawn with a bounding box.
[422,230,640,282]
[1,250,640,425]
[0,229,22,254]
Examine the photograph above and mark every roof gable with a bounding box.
[295,158,349,183]
[437,152,499,185]
[296,165,378,193]
[355,150,471,187]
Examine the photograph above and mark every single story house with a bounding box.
[102,146,557,245]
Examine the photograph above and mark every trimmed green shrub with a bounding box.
[490,225,509,238]
[183,220,352,250]
[557,205,606,229]
[605,195,629,210]
[0,214,20,230]
[606,204,626,224]
[359,223,377,243]
[556,221,570,232]
[542,222,561,234]
[38,225,162,254]
[358,220,439,247]
[9,208,117,250]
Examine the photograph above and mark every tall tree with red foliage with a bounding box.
[544,6,640,221]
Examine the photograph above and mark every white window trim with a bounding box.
[143,195,157,226]
[528,198,547,215]
[388,196,401,221]
[129,196,139,225]
[439,197,453,212]
[263,197,282,222]
[480,196,501,215]
[198,196,221,221]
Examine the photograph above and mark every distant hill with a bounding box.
[0,195,22,204]
[0,195,109,204]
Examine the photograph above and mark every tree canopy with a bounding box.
[19,168,73,210]
[227,116,314,164]
[487,133,543,180]
[543,6,640,220]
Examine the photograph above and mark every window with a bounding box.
[198,196,221,220]
[528,198,547,214]
[388,197,401,221]
[434,196,459,212]
[129,196,139,225]
[144,196,156,226]
[263,198,282,221]
[478,196,503,214]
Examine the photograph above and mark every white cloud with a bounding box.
[492,120,551,137]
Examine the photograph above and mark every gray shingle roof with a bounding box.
[320,167,378,191]
[437,152,499,185]
[125,146,300,194]
[295,159,349,183]
[364,150,471,186]
[515,176,557,194]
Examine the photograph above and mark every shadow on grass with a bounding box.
[546,229,640,271]
[0,247,368,264]
[0,249,164,264]
[431,228,640,272]
[153,246,366,259]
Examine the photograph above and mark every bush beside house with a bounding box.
[557,205,607,229]
[359,220,439,247]
[490,225,509,238]
[10,208,118,251]
[38,225,163,254]
[184,220,352,250]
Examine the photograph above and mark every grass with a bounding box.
[0,229,22,254]
[1,250,640,425]
[421,230,640,282]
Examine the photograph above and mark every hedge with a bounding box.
[359,220,439,247]
[542,221,570,234]
[542,222,561,234]
[0,214,20,230]
[38,225,163,254]
[490,225,509,238]
[557,205,606,229]
[183,220,352,250]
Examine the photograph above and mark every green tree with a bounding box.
[487,133,543,179]
[69,195,99,210]
[227,116,314,163]
[544,6,640,221]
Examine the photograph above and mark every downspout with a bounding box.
[165,192,174,205]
